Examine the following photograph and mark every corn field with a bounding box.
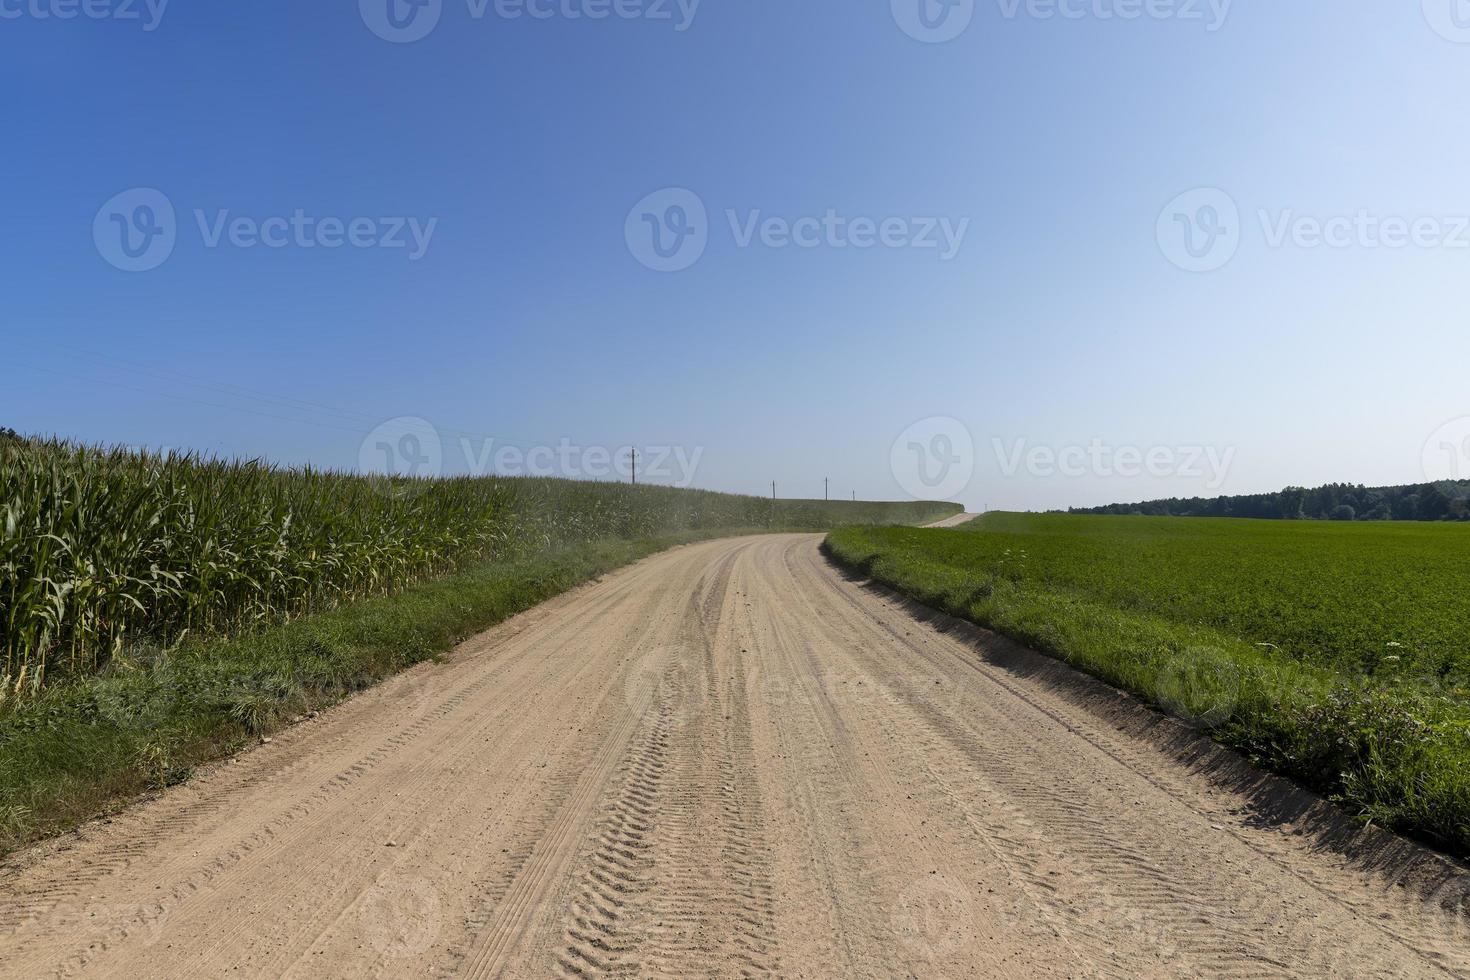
[0,436,957,692]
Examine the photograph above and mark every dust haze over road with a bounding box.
[1,534,1467,978]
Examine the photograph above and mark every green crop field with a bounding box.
[824,512,1470,858]
[0,436,957,851]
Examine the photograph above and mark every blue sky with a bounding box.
[5,1,1470,511]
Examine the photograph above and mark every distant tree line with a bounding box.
[1070,481,1470,522]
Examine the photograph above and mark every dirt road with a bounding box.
[925,511,980,528]
[2,534,1467,978]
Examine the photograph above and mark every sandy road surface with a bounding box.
[2,534,1468,978]
[925,511,980,528]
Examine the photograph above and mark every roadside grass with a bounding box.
[823,513,1470,860]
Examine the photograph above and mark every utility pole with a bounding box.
[629,448,638,486]
[772,481,776,501]
[825,477,829,501]
[852,491,856,502]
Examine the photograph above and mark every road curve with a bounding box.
[925,511,981,528]
[1,534,1467,978]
